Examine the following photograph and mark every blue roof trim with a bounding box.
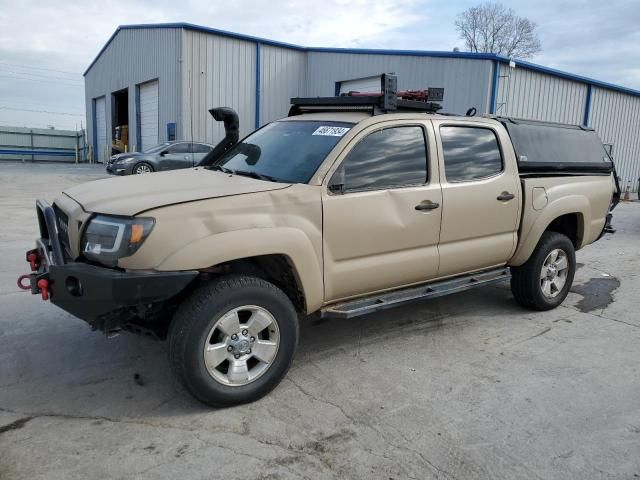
[306,46,499,60]
[83,22,640,99]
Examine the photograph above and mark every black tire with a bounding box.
[169,275,299,407]
[132,162,154,174]
[510,231,576,311]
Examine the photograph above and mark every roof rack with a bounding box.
[288,73,444,116]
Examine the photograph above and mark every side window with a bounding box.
[168,143,190,154]
[333,126,427,193]
[192,143,212,153]
[440,126,503,182]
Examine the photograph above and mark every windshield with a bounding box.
[211,121,353,183]
[143,142,171,154]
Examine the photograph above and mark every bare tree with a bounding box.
[455,2,541,59]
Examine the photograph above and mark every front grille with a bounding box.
[53,205,71,252]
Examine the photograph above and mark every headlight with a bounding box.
[117,156,135,163]
[81,215,155,266]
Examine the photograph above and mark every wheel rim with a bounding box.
[203,305,280,387]
[540,248,569,299]
[135,164,151,174]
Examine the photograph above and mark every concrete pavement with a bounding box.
[1,162,639,479]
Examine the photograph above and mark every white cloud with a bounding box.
[0,0,638,130]
[0,0,426,128]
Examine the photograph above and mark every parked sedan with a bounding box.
[106,141,215,175]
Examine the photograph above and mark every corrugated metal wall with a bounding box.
[0,127,86,162]
[306,52,493,115]
[259,45,307,124]
[84,26,640,190]
[590,87,640,191]
[495,63,588,124]
[181,30,256,144]
[84,28,181,157]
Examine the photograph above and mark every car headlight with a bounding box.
[81,215,155,266]
[117,156,135,163]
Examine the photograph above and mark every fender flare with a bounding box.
[156,227,324,312]
[509,195,589,266]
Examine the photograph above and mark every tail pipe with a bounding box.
[198,107,240,166]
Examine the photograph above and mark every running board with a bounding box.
[320,267,511,320]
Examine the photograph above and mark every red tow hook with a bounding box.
[27,252,39,271]
[37,279,50,301]
[17,274,32,290]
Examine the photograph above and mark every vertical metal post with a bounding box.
[255,42,261,129]
[30,129,34,162]
[489,60,500,114]
[583,84,593,127]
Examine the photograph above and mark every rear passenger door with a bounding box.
[192,143,213,166]
[433,121,520,277]
[322,121,442,301]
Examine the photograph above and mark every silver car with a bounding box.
[106,141,215,175]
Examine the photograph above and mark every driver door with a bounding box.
[322,121,442,302]
[159,142,193,170]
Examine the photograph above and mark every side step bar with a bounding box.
[320,267,511,320]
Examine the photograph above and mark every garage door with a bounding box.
[139,80,159,151]
[339,75,382,95]
[94,96,107,163]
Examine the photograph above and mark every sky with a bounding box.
[0,0,638,130]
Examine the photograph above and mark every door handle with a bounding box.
[497,192,515,201]
[415,200,440,211]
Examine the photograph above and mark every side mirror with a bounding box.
[328,167,345,194]
[160,150,169,156]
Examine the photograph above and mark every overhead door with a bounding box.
[94,96,107,163]
[139,80,159,151]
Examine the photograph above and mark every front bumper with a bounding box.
[105,163,128,175]
[24,200,197,331]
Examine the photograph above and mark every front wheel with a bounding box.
[510,231,576,311]
[133,162,154,174]
[169,275,299,407]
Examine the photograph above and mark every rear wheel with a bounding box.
[511,231,576,311]
[169,275,299,407]
[133,162,153,174]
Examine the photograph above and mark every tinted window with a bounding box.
[143,142,170,154]
[168,143,190,154]
[440,126,502,182]
[215,121,352,183]
[192,143,212,153]
[337,126,427,192]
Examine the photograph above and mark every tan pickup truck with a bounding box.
[22,93,617,406]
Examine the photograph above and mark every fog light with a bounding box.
[65,276,83,297]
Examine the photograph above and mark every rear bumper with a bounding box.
[25,200,197,331]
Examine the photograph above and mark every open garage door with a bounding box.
[94,96,107,163]
[139,80,159,151]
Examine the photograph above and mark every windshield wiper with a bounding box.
[231,170,282,183]
[210,165,234,174]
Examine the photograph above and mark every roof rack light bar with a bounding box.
[289,73,444,117]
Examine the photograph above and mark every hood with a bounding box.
[64,167,290,216]
[108,152,143,163]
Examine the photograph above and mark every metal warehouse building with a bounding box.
[84,22,640,190]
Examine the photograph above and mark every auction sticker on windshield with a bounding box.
[312,126,351,137]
